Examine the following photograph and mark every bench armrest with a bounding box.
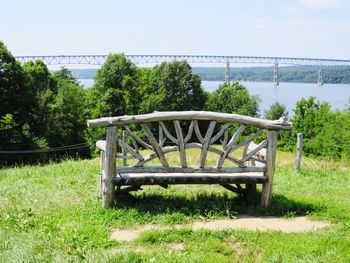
[96,140,106,151]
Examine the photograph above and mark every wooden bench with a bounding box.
[87,111,291,208]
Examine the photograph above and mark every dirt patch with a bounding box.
[110,216,329,242]
[191,216,329,232]
[226,238,244,256]
[110,224,166,241]
[168,243,185,250]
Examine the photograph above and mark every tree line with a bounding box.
[1,41,350,165]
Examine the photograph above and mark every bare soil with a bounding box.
[110,216,329,242]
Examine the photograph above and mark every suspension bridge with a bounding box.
[15,54,350,86]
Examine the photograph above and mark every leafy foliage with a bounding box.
[138,61,207,113]
[88,53,138,118]
[0,41,89,165]
[206,82,260,117]
[264,102,288,120]
[307,111,350,160]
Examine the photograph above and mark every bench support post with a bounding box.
[261,130,278,208]
[102,126,117,208]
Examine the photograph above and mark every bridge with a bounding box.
[15,54,350,86]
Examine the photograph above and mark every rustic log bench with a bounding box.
[87,111,291,208]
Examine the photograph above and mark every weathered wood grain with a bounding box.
[102,126,116,208]
[116,166,265,174]
[200,121,216,168]
[174,120,187,168]
[240,139,268,162]
[194,120,204,143]
[184,121,194,143]
[217,125,246,168]
[141,123,169,167]
[261,130,278,208]
[159,121,178,144]
[228,130,264,154]
[124,126,153,150]
[118,138,144,162]
[115,172,267,185]
[122,130,127,166]
[87,111,292,130]
[210,123,231,144]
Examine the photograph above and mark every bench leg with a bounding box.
[99,151,105,196]
[261,182,273,208]
[245,183,256,194]
[102,126,117,208]
[261,130,278,208]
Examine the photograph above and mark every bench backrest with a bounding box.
[88,111,291,174]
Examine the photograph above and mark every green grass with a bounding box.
[1,151,350,262]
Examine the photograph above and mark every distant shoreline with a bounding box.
[70,66,350,84]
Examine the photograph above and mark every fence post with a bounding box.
[295,133,303,172]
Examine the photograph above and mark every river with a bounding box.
[78,79,350,114]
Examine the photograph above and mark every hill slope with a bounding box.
[1,152,350,262]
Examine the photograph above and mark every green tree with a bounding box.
[53,66,79,85]
[0,41,40,153]
[139,61,206,113]
[88,53,137,118]
[23,60,54,92]
[292,97,330,140]
[22,60,56,141]
[47,69,88,148]
[281,97,331,154]
[308,111,350,160]
[206,82,260,116]
[0,41,33,127]
[264,102,288,120]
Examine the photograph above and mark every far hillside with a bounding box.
[71,66,350,84]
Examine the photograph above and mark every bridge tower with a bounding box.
[224,61,230,84]
[273,61,279,86]
[317,66,323,86]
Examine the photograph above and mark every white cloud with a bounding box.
[300,0,344,9]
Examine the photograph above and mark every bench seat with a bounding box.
[114,172,266,185]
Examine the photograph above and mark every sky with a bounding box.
[1,0,350,59]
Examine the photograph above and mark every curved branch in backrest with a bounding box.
[194,120,204,143]
[134,142,245,167]
[217,125,246,168]
[184,121,194,143]
[210,123,231,145]
[124,126,153,150]
[159,122,178,144]
[174,120,187,168]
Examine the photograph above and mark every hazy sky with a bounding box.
[1,0,350,59]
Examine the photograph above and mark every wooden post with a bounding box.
[122,130,127,166]
[102,126,117,208]
[295,133,303,172]
[99,151,105,196]
[261,130,278,208]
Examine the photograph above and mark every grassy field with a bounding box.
[1,150,350,262]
